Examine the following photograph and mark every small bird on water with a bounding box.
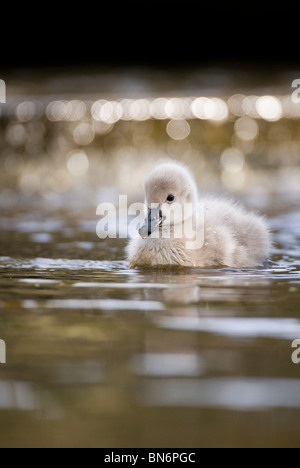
[128,161,271,269]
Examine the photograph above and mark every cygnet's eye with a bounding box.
[166,194,175,203]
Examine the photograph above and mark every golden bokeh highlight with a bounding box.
[1,86,300,201]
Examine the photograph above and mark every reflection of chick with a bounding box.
[144,285,201,305]
[128,161,271,269]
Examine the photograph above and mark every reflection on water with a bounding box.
[131,353,205,377]
[156,317,300,340]
[1,68,300,447]
[0,207,299,447]
[138,378,300,410]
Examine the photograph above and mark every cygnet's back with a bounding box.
[128,161,271,269]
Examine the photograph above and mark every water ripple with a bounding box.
[155,316,300,340]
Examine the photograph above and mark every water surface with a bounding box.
[1,68,300,447]
[0,204,300,448]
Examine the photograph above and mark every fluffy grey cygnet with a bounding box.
[128,161,271,268]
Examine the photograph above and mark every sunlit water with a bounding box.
[1,68,300,447]
[0,203,299,448]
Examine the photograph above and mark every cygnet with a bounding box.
[128,161,271,269]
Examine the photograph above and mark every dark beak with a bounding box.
[139,206,165,238]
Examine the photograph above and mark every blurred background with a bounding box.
[1,66,300,220]
[1,7,300,448]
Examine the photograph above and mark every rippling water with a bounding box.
[0,202,299,448]
[1,68,300,447]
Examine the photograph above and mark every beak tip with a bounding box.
[138,225,148,239]
[139,206,164,238]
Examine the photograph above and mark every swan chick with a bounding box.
[128,161,271,269]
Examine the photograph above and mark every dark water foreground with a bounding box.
[0,202,299,448]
